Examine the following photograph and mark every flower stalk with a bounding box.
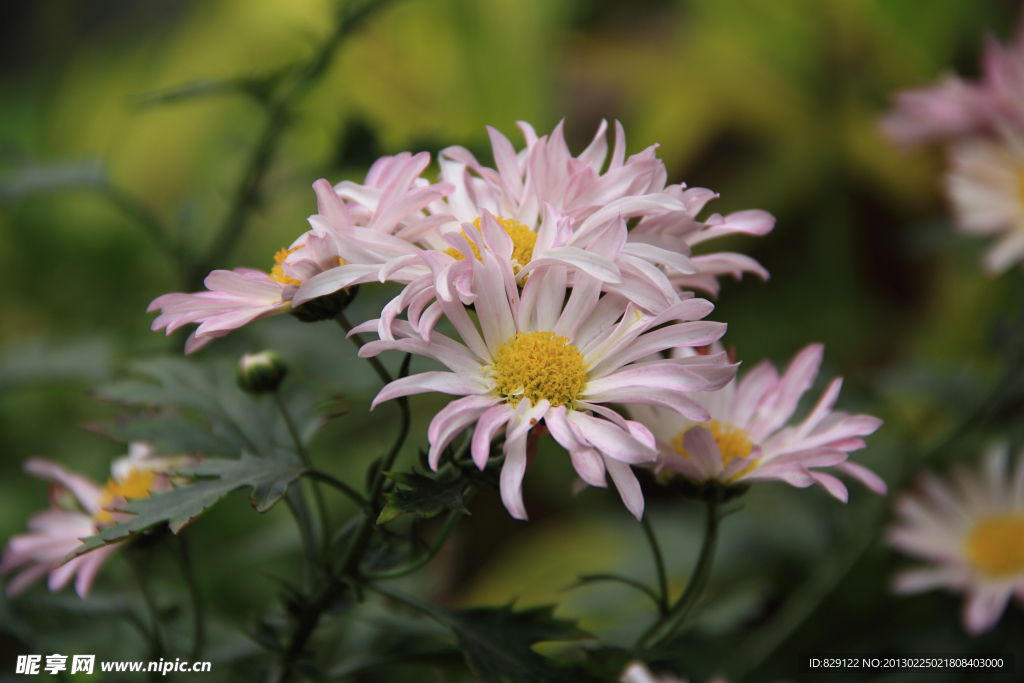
[637,499,720,651]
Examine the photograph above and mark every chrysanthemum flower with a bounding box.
[887,444,1024,635]
[294,120,774,312]
[945,131,1024,273]
[1,444,196,598]
[881,20,1024,147]
[626,344,885,501]
[149,152,449,353]
[354,249,736,521]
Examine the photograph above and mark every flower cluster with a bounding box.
[6,120,886,606]
[148,120,882,521]
[882,20,1024,273]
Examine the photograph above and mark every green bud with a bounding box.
[237,350,289,394]
[289,285,358,323]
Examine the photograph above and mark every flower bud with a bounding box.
[237,350,288,394]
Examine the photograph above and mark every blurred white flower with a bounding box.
[1,443,197,598]
[946,131,1024,274]
[887,444,1024,635]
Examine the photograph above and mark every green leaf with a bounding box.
[376,471,470,524]
[419,601,593,683]
[86,414,244,457]
[96,358,322,460]
[63,455,305,561]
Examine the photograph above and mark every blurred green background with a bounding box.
[2,0,1023,680]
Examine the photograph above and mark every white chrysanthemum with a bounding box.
[355,254,736,521]
[887,444,1024,635]
[946,132,1024,274]
[626,344,885,501]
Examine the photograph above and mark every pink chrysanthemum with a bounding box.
[887,444,1024,635]
[626,344,885,501]
[2,444,195,598]
[294,120,774,311]
[882,19,1024,147]
[149,152,449,353]
[355,252,736,521]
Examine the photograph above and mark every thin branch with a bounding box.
[335,311,394,386]
[303,469,370,508]
[173,534,205,661]
[362,507,464,580]
[188,0,393,288]
[640,514,670,613]
[565,574,664,613]
[274,390,330,554]
[638,499,720,651]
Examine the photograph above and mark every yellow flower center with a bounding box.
[444,216,538,274]
[672,420,757,478]
[966,514,1024,578]
[491,331,588,408]
[270,245,305,286]
[94,468,155,524]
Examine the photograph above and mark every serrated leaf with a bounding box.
[96,358,321,460]
[446,605,592,683]
[376,471,470,524]
[87,414,244,457]
[63,455,305,562]
[381,594,595,683]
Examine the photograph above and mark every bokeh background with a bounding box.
[2,0,1023,680]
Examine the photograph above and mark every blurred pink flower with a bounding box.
[2,444,197,598]
[887,444,1024,635]
[355,252,735,521]
[627,343,885,501]
[149,153,448,353]
[882,20,1024,146]
[294,120,774,310]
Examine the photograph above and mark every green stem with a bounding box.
[729,357,1024,680]
[363,504,467,580]
[127,553,165,662]
[274,390,330,554]
[303,469,370,508]
[640,514,670,614]
[273,337,411,683]
[173,534,205,661]
[638,499,720,651]
[335,312,394,386]
[187,0,392,289]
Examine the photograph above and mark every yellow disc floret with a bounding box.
[966,514,1024,578]
[491,331,588,408]
[444,215,538,274]
[673,420,757,479]
[270,245,305,286]
[94,468,155,524]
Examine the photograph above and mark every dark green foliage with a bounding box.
[65,455,305,559]
[377,470,470,523]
